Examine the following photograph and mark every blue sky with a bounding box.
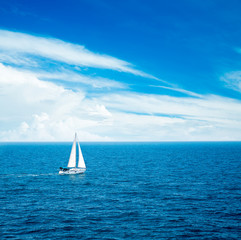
[0,0,241,141]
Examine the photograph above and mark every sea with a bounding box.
[0,142,241,239]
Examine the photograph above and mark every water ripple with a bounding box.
[0,142,241,239]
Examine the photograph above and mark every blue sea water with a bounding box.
[0,142,241,239]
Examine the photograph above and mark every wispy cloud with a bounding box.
[96,93,241,141]
[35,70,127,89]
[222,48,241,93]
[0,51,39,67]
[221,71,241,93]
[0,29,156,79]
[150,85,203,98]
[99,92,241,123]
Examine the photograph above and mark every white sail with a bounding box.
[77,141,86,169]
[67,134,76,168]
[59,133,86,175]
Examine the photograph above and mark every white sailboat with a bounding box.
[59,133,86,175]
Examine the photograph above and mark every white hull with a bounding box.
[59,168,86,175]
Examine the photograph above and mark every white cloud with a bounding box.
[34,70,127,89]
[0,29,241,141]
[2,70,241,141]
[0,112,113,141]
[0,63,114,141]
[221,71,241,93]
[97,92,241,140]
[100,92,241,122]
[0,51,39,67]
[151,85,203,98]
[0,29,155,78]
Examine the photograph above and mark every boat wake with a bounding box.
[0,173,58,178]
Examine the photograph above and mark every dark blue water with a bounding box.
[0,142,241,239]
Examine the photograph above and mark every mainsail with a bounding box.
[67,133,86,169]
[67,134,77,168]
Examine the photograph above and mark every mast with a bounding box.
[67,133,77,168]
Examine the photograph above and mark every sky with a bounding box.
[0,0,241,141]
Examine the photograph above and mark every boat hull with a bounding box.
[59,168,86,175]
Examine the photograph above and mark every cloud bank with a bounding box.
[0,29,241,141]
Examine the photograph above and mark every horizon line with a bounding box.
[0,140,241,143]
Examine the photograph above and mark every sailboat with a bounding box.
[59,133,86,175]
